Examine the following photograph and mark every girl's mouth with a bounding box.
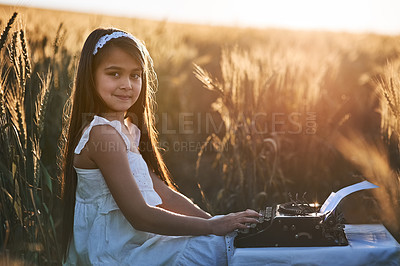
[115,95,132,101]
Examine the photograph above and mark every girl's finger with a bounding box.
[244,209,260,216]
[235,223,249,230]
[239,217,259,224]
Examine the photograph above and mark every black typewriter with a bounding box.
[234,200,348,248]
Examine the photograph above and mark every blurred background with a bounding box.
[0,0,399,264]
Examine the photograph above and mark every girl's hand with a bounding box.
[209,209,261,236]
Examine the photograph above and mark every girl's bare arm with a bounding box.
[86,125,259,236]
[149,171,212,219]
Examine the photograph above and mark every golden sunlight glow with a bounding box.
[2,0,400,34]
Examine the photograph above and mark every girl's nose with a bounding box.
[120,77,132,90]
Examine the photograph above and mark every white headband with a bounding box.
[93,32,142,55]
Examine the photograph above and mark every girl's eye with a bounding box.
[131,74,141,79]
[109,72,120,78]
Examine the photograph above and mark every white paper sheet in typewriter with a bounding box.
[319,181,379,216]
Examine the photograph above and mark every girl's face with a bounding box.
[94,46,142,114]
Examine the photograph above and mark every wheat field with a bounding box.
[0,4,399,264]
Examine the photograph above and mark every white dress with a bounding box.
[65,116,234,266]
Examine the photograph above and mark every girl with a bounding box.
[61,28,260,265]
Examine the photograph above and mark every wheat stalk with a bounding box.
[0,67,10,117]
[8,31,19,75]
[376,60,400,138]
[53,23,65,56]
[20,29,31,79]
[35,71,52,139]
[336,133,400,233]
[0,12,17,52]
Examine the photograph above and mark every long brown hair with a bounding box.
[60,28,175,261]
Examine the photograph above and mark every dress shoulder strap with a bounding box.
[127,121,141,148]
[74,115,131,154]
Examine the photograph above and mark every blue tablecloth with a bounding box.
[231,224,400,266]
